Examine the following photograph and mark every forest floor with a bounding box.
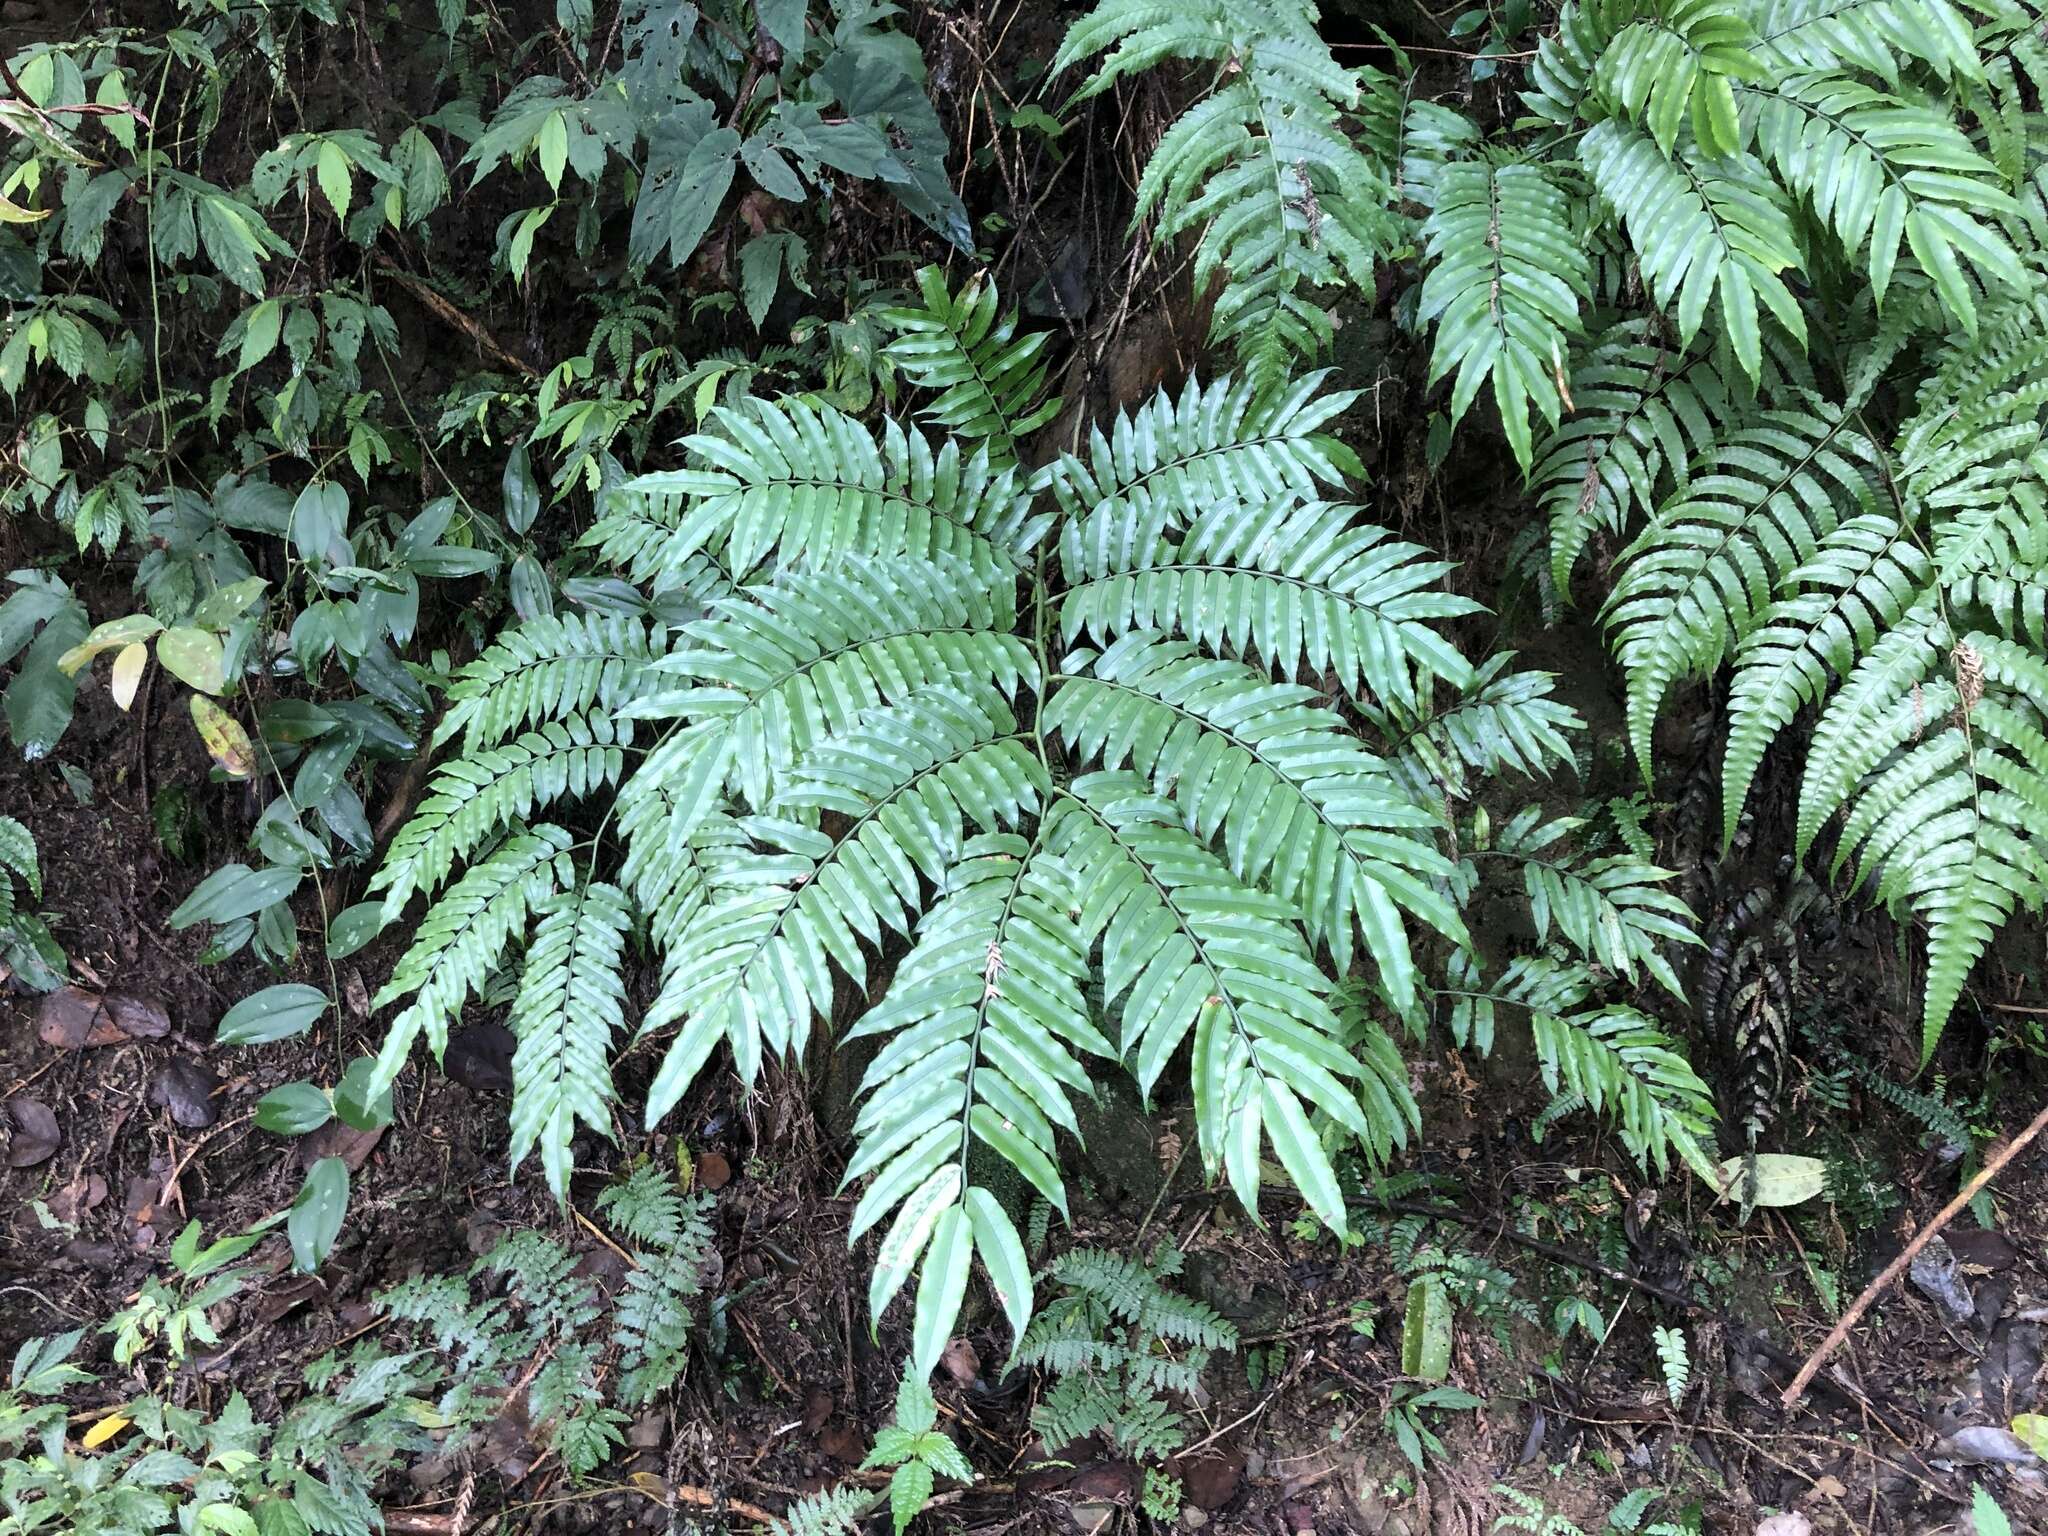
[4,600,2047,1536]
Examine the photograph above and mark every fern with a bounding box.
[883,265,1058,463]
[1418,161,1589,472]
[1015,1242,1236,1460]
[1054,0,1388,385]
[371,275,1707,1390]
[1651,1324,1690,1404]
[597,1162,715,1404]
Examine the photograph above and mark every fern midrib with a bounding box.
[1742,81,1948,233]
[954,821,1049,1182]
[1051,785,1271,1091]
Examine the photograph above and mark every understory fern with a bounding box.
[1015,1242,1237,1461]
[368,269,1712,1384]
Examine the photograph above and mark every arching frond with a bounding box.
[1605,402,1877,772]
[1046,634,1462,1011]
[1057,498,1477,711]
[1046,778,1416,1225]
[373,713,630,920]
[433,614,663,753]
[1530,1005,1719,1180]
[369,825,575,1096]
[1385,656,1583,801]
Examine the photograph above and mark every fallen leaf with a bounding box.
[150,1059,222,1129]
[1174,1445,1244,1511]
[82,1413,130,1448]
[299,1119,383,1173]
[46,1172,107,1226]
[697,1150,731,1191]
[1713,1153,1826,1207]
[1809,1475,1848,1499]
[38,987,170,1049]
[444,1023,514,1093]
[5,1098,59,1167]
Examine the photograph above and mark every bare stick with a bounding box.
[1781,1098,2048,1409]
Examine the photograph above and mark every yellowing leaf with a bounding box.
[191,694,256,778]
[2013,1413,2048,1457]
[57,613,163,674]
[537,111,568,192]
[111,642,147,710]
[82,1412,131,1448]
[0,194,49,224]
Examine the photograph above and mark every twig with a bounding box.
[371,255,537,377]
[1781,1097,2048,1408]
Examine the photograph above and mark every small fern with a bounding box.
[1015,1242,1236,1461]
[1651,1325,1690,1405]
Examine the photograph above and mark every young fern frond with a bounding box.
[596,1163,714,1405]
[882,265,1058,463]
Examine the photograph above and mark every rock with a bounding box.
[940,1336,980,1387]
[1909,1236,1976,1321]
[150,1058,221,1128]
[1068,1503,1117,1536]
[1181,1510,1208,1531]
[39,987,170,1049]
[1753,1517,1811,1536]
[5,1097,59,1166]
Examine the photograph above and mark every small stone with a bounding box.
[1181,1509,1209,1530]
[1069,1503,1116,1536]
[1753,1515,1812,1536]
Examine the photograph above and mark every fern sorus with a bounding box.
[369,271,1710,1382]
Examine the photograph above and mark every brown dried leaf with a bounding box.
[5,1098,59,1167]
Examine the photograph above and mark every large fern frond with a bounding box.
[433,614,663,753]
[1530,1005,1719,1179]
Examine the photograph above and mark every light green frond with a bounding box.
[1751,0,1986,85]
[612,554,1032,846]
[0,814,40,902]
[1047,633,1463,1010]
[1418,161,1589,473]
[368,825,575,1097]
[1046,776,1412,1228]
[1751,75,2020,328]
[1386,655,1583,801]
[1521,0,1630,135]
[1581,121,1808,378]
[1531,320,1746,595]
[638,689,1046,1126]
[883,266,1059,463]
[1605,402,1877,773]
[1057,497,1477,711]
[1530,1004,1719,1180]
[1796,598,1947,854]
[1038,372,1361,533]
[1827,634,2048,1059]
[432,614,663,753]
[508,880,633,1199]
[1593,0,1763,159]
[843,833,1107,1371]
[372,712,630,920]
[611,396,1046,581]
[1724,511,1930,846]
